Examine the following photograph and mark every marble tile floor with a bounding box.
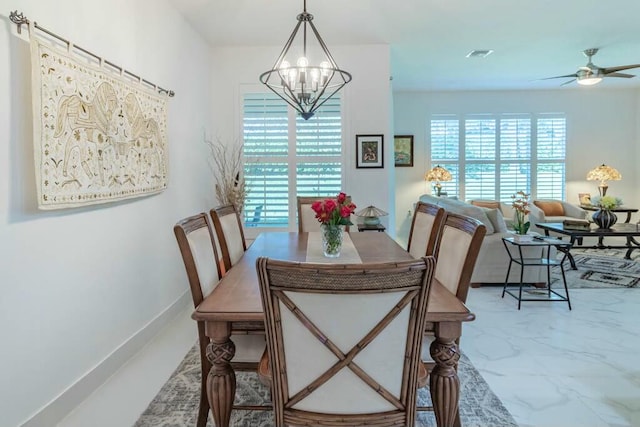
[58,287,640,427]
[463,287,640,427]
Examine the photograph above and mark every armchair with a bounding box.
[529,200,588,234]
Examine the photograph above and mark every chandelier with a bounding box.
[259,0,352,120]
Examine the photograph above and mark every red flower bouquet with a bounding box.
[311,192,357,226]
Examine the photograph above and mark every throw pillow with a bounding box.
[483,207,508,233]
[470,200,501,210]
[533,200,565,216]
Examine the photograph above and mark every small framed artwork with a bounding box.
[356,134,384,168]
[578,193,592,206]
[394,135,414,167]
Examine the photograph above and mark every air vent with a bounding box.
[466,50,494,58]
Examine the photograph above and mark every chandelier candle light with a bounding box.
[259,0,352,120]
[586,163,622,196]
[425,165,452,197]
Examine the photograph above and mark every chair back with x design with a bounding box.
[257,257,436,427]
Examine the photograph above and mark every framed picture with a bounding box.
[356,134,384,168]
[394,135,414,167]
[578,193,592,206]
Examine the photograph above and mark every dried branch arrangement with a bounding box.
[205,137,247,213]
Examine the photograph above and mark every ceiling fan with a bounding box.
[543,48,640,86]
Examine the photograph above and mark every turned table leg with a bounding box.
[429,321,462,427]
[205,322,235,427]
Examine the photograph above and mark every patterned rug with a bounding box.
[135,345,517,427]
[550,248,640,289]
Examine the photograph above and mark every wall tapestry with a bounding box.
[30,37,169,209]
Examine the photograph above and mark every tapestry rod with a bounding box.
[9,10,175,97]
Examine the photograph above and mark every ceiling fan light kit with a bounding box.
[544,47,640,87]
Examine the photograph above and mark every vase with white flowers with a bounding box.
[511,191,532,242]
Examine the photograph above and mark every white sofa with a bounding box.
[419,194,554,285]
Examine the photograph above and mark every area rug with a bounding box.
[550,248,640,289]
[134,345,517,427]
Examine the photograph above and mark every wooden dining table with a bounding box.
[193,231,475,427]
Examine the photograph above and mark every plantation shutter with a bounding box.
[499,117,532,201]
[430,117,460,196]
[295,97,343,197]
[243,93,343,228]
[429,113,565,201]
[464,117,496,200]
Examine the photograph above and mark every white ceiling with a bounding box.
[170,0,640,91]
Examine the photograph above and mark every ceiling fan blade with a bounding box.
[605,72,635,78]
[540,73,578,81]
[602,64,640,73]
[560,79,575,86]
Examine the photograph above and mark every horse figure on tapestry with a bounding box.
[54,82,118,185]
[123,92,165,184]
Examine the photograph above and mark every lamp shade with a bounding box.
[425,165,452,183]
[586,164,622,183]
[355,205,388,226]
[586,164,621,196]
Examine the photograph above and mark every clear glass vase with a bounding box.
[320,224,344,258]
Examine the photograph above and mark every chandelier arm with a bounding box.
[303,18,307,59]
[307,20,339,69]
[269,20,303,71]
[264,82,306,115]
[306,83,345,112]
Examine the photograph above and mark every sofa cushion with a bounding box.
[470,200,501,210]
[483,208,508,233]
[534,201,564,216]
[419,194,494,234]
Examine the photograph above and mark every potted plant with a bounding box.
[511,191,532,242]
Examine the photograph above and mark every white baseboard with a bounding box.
[20,291,191,427]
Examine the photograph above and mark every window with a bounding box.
[243,93,343,228]
[430,114,566,201]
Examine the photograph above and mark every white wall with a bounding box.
[210,44,395,236]
[393,89,640,246]
[0,1,214,425]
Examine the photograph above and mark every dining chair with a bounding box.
[296,196,351,232]
[174,213,266,427]
[256,256,436,427]
[210,204,247,273]
[407,201,447,258]
[432,211,487,303]
[419,212,486,394]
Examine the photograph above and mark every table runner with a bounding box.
[306,232,362,263]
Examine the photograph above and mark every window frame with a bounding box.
[241,88,346,235]
[429,113,566,202]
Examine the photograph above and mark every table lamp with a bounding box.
[425,165,452,197]
[355,205,389,226]
[586,164,621,196]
